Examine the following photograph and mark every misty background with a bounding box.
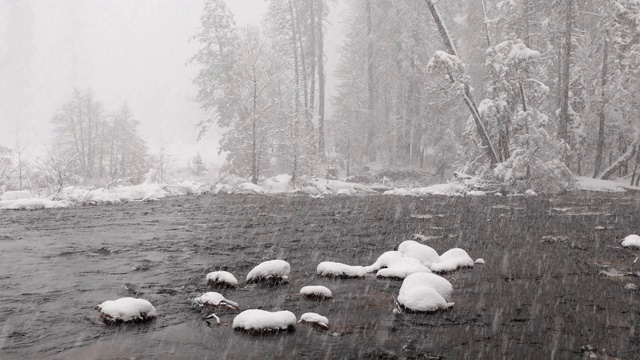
[0,0,343,168]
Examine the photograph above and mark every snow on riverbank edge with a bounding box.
[1,174,636,210]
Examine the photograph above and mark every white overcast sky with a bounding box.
[0,0,343,165]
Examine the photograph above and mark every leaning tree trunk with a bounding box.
[424,0,499,165]
[598,137,639,180]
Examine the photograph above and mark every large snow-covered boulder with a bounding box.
[398,240,440,267]
[430,248,474,273]
[400,272,453,301]
[232,309,296,332]
[397,284,454,313]
[95,297,157,324]
[206,271,238,287]
[300,285,332,299]
[193,292,239,309]
[316,261,366,278]
[298,312,329,329]
[621,235,640,248]
[246,260,290,283]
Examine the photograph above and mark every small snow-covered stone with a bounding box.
[397,285,454,312]
[621,235,640,248]
[398,240,440,267]
[246,260,290,283]
[298,312,329,328]
[376,257,432,279]
[474,258,486,265]
[206,271,238,287]
[96,297,157,323]
[300,285,332,299]
[232,309,296,332]
[412,234,428,241]
[401,272,453,301]
[525,189,537,197]
[193,292,239,309]
[624,283,638,290]
[364,251,404,273]
[430,248,474,272]
[317,261,366,278]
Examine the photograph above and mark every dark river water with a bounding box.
[1,193,639,359]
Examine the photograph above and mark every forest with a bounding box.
[191,0,640,193]
[2,0,640,194]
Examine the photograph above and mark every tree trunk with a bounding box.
[558,0,573,150]
[365,0,376,162]
[251,79,258,184]
[317,0,326,160]
[424,0,499,165]
[309,0,316,126]
[288,0,301,185]
[593,36,608,177]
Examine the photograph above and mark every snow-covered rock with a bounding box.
[235,182,266,195]
[0,198,69,210]
[621,235,640,248]
[232,309,296,332]
[624,283,638,291]
[96,297,157,323]
[1,190,33,201]
[398,240,440,267]
[525,189,537,197]
[364,251,404,273]
[467,190,486,196]
[383,188,415,196]
[376,257,432,279]
[316,261,366,278]
[262,174,292,193]
[397,285,454,313]
[430,248,474,273]
[298,312,329,329]
[336,188,355,196]
[384,183,467,197]
[400,272,453,301]
[474,258,486,265]
[246,260,290,283]
[298,186,321,196]
[206,271,238,287]
[300,285,332,299]
[193,292,239,309]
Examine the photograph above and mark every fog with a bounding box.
[0,0,341,166]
